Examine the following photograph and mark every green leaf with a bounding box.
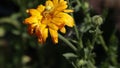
[87,60,96,68]
[63,53,78,59]
[0,13,21,29]
[0,27,5,37]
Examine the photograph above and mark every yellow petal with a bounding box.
[24,16,38,24]
[53,0,58,6]
[35,24,46,36]
[48,23,59,30]
[63,9,74,13]
[37,5,45,13]
[37,26,48,43]
[60,27,66,33]
[35,24,46,44]
[42,28,48,43]
[49,28,58,44]
[57,12,74,27]
[51,18,65,27]
[60,0,64,3]
[39,24,47,31]
[55,1,67,11]
[27,9,40,16]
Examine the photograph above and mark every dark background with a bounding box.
[0,0,120,68]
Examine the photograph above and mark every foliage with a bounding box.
[0,0,119,68]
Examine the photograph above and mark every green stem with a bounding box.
[71,62,78,68]
[74,25,80,40]
[99,35,108,52]
[79,38,83,48]
[91,32,97,46]
[67,0,80,40]
[58,34,77,52]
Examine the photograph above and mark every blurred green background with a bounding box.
[0,0,120,68]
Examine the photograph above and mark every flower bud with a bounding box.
[84,2,89,9]
[77,59,86,66]
[92,15,103,26]
[22,55,31,64]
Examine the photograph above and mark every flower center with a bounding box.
[45,6,52,11]
[42,6,54,20]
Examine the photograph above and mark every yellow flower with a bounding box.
[24,0,74,44]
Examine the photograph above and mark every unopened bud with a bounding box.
[84,2,89,9]
[22,55,31,64]
[77,59,86,66]
[92,15,103,26]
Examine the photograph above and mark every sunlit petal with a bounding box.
[24,16,38,24]
[60,0,64,2]
[37,5,45,13]
[27,9,40,16]
[52,18,64,26]
[52,0,58,6]
[60,27,66,33]
[48,23,59,30]
[55,1,67,11]
[63,9,74,12]
[57,12,74,27]
[49,28,58,43]
[42,28,48,43]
